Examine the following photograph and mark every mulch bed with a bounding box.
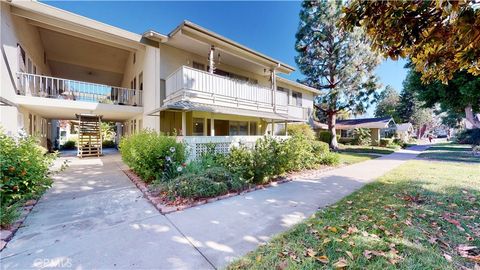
[0,199,39,251]
[123,165,338,215]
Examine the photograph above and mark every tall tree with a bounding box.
[374,85,400,122]
[342,0,480,84]
[403,68,480,128]
[397,71,434,131]
[295,0,381,149]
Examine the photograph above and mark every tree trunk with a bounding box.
[465,104,480,129]
[327,112,338,149]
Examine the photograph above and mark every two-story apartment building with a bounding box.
[0,1,319,157]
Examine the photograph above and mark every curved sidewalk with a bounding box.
[0,145,428,269]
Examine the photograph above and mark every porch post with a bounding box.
[181,111,186,136]
[203,118,208,136]
[208,45,215,74]
[271,69,277,112]
[271,119,275,136]
[210,116,215,136]
[285,121,288,136]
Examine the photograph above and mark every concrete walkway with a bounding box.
[0,145,428,269]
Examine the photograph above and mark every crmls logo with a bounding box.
[33,257,72,268]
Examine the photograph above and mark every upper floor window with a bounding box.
[292,91,302,107]
[138,72,143,90]
[193,61,205,71]
[133,53,136,64]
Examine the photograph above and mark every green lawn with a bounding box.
[419,143,480,163]
[339,145,396,155]
[229,149,480,269]
[338,152,381,165]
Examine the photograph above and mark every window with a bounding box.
[249,122,257,135]
[17,44,26,72]
[292,91,303,107]
[131,77,136,90]
[27,58,33,73]
[341,129,354,138]
[193,118,204,136]
[138,72,143,90]
[44,51,47,64]
[229,121,248,135]
[133,53,136,64]
[193,61,205,71]
[33,65,37,75]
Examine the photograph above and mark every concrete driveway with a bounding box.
[0,146,428,269]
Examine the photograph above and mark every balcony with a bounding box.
[17,73,142,107]
[165,66,309,120]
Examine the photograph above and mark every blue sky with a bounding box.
[45,1,408,116]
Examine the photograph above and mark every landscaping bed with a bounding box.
[0,130,58,251]
[228,145,480,269]
[119,130,340,213]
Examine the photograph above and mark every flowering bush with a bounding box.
[119,130,186,182]
[0,130,56,227]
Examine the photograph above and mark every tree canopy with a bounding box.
[295,0,381,148]
[342,0,480,84]
[374,85,400,122]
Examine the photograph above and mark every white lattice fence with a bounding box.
[181,136,289,161]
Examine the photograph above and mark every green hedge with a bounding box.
[222,135,336,185]
[119,130,186,182]
[287,123,316,141]
[61,140,76,150]
[318,131,333,144]
[0,131,56,227]
[456,128,480,145]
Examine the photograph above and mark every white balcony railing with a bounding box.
[166,66,273,107]
[165,66,311,121]
[17,72,142,106]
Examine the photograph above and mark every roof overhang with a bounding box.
[276,77,320,94]
[147,101,306,122]
[9,1,145,51]
[144,21,295,75]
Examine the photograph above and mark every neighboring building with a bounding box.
[395,123,414,141]
[0,1,319,157]
[313,117,396,145]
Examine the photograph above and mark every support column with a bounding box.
[270,69,277,112]
[285,121,288,136]
[271,119,275,136]
[210,116,215,136]
[208,45,215,74]
[181,111,186,136]
[203,118,208,136]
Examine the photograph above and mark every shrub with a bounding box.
[318,131,333,144]
[0,204,20,228]
[221,146,254,183]
[165,175,228,199]
[456,128,480,145]
[102,140,115,148]
[251,136,289,184]
[287,123,315,141]
[380,138,393,147]
[0,131,56,226]
[339,138,354,145]
[320,152,340,165]
[119,130,186,182]
[61,140,76,150]
[352,128,371,146]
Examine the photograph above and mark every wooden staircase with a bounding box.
[76,114,102,158]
